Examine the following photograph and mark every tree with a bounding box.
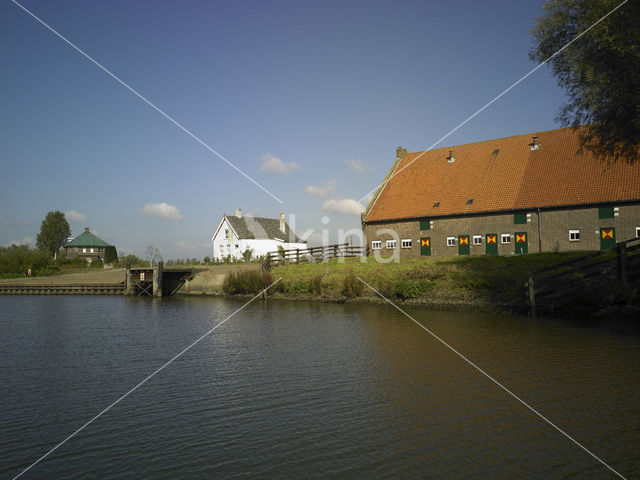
[144,245,163,266]
[241,247,254,262]
[530,0,640,162]
[37,211,71,258]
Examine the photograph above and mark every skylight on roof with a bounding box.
[466,199,473,204]
[433,202,440,208]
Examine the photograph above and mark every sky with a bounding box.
[0,0,571,259]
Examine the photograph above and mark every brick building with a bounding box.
[65,228,114,263]
[362,127,640,257]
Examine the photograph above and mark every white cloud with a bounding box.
[5,236,34,247]
[65,210,87,223]
[260,153,300,174]
[344,159,366,172]
[142,202,184,220]
[304,178,336,198]
[322,198,365,215]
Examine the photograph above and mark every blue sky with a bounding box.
[0,0,569,258]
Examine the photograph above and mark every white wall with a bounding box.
[212,218,306,261]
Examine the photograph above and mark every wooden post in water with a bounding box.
[125,267,132,296]
[528,273,536,319]
[153,262,163,297]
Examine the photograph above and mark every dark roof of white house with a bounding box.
[225,215,305,243]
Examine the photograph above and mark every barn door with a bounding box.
[485,234,498,256]
[515,232,528,255]
[600,227,616,250]
[420,237,431,256]
[458,235,470,255]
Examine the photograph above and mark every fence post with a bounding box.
[617,243,630,299]
[296,248,300,264]
[528,273,536,319]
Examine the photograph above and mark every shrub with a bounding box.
[222,270,264,294]
[394,278,434,300]
[342,270,364,298]
[310,274,323,295]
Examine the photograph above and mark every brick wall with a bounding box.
[363,203,640,257]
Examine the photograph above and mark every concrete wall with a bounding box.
[363,203,640,257]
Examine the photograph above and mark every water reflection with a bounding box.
[0,297,638,479]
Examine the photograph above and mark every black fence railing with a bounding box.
[262,243,364,270]
[526,237,640,317]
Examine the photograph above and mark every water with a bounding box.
[0,296,639,479]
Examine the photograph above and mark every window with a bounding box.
[569,229,580,241]
[219,245,224,255]
[501,233,511,244]
[82,248,87,253]
[386,239,397,249]
[401,239,412,248]
[224,229,229,239]
[447,236,455,246]
[98,248,104,252]
[599,207,614,219]
[420,220,430,230]
[371,241,381,250]
[636,227,640,238]
[514,213,527,224]
[90,248,94,253]
[472,235,482,245]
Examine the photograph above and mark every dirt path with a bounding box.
[0,269,127,285]
[0,264,260,293]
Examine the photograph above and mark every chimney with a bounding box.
[279,212,286,234]
[395,146,407,162]
[531,136,540,151]
[84,227,90,233]
[236,208,242,218]
[447,150,455,163]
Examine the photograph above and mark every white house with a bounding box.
[211,209,307,261]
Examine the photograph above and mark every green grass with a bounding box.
[269,252,599,311]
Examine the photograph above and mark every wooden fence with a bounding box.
[526,237,640,317]
[262,243,364,270]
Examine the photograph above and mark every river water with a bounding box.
[0,296,638,479]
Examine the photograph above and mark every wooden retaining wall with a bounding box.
[0,283,125,295]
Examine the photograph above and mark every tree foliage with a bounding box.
[530,0,640,162]
[36,211,71,257]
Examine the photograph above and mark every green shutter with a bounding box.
[420,237,431,256]
[600,228,616,250]
[458,235,470,255]
[515,232,528,255]
[420,219,430,230]
[514,213,527,224]
[598,207,614,219]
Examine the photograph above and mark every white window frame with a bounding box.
[569,229,580,242]
[401,238,412,248]
[472,235,482,245]
[371,241,382,250]
[636,227,640,238]
[82,248,87,253]
[386,239,397,249]
[446,236,455,247]
[90,248,94,253]
[501,233,511,244]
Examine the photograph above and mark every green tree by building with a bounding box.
[530,0,640,162]
[36,211,71,258]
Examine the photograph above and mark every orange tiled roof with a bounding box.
[365,126,640,222]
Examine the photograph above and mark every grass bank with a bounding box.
[250,251,636,317]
